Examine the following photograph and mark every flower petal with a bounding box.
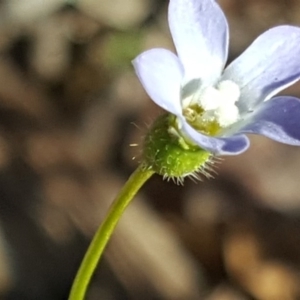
[168,0,228,84]
[133,48,183,114]
[180,117,250,155]
[223,26,300,112]
[237,96,300,145]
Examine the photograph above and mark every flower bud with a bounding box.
[142,114,212,183]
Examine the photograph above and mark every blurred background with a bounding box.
[0,0,300,299]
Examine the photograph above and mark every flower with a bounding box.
[133,0,300,155]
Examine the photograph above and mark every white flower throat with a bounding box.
[182,80,241,135]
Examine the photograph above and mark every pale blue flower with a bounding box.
[133,0,300,155]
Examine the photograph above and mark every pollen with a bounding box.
[217,80,240,103]
[198,86,222,110]
[182,80,241,135]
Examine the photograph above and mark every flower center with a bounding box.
[182,80,240,136]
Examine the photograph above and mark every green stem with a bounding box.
[69,164,154,300]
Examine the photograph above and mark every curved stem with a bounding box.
[69,164,154,300]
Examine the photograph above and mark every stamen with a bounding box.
[215,104,239,127]
[198,86,222,110]
[181,80,241,136]
[217,80,240,104]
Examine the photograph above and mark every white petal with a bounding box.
[223,25,300,113]
[180,117,250,155]
[133,48,183,114]
[168,0,228,84]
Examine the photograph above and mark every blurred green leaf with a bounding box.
[103,31,143,71]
